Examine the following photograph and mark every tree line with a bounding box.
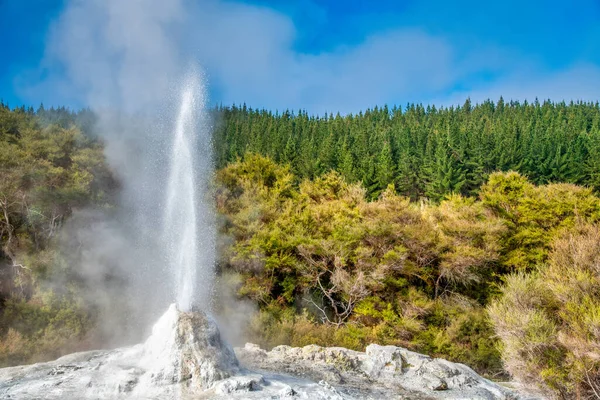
[10,98,600,203]
[214,98,600,200]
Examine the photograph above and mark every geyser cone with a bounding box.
[139,304,239,391]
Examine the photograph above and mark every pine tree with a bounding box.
[424,140,467,201]
[209,99,600,200]
[374,141,396,196]
[339,139,356,183]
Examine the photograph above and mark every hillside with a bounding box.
[0,100,599,397]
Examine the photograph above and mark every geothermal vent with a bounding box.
[138,304,240,391]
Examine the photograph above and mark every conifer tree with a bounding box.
[375,141,396,196]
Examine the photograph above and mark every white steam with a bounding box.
[43,0,218,343]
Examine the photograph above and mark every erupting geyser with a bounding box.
[0,69,532,400]
[144,72,242,389]
[164,73,215,312]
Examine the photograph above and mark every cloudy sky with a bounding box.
[1,0,599,113]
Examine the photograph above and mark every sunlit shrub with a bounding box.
[481,171,600,270]
[489,224,600,398]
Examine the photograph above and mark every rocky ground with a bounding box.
[0,305,542,399]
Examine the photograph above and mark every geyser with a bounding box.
[164,73,215,312]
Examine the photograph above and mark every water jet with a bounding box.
[164,73,215,313]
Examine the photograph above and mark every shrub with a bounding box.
[0,290,92,367]
[489,224,600,398]
[481,171,600,270]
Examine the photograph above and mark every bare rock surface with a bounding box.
[234,343,540,400]
[0,305,541,399]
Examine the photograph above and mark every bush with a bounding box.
[244,291,503,377]
[481,171,600,270]
[489,224,600,398]
[0,290,92,367]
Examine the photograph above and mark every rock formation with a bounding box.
[0,305,540,399]
[137,304,239,390]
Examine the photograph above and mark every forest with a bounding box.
[1,99,600,398]
[214,98,600,201]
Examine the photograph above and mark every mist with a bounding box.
[36,0,225,345]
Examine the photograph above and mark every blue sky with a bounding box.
[1,0,600,113]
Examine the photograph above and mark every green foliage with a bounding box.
[481,171,600,270]
[0,104,114,367]
[217,155,526,375]
[0,289,91,367]
[537,227,600,395]
[489,224,600,397]
[213,99,600,200]
[217,155,600,380]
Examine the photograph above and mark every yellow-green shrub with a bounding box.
[216,156,600,381]
[481,171,600,270]
[489,224,600,397]
[0,290,91,367]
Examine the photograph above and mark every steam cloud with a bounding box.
[43,0,217,344]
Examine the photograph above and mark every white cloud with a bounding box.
[161,0,485,112]
[18,0,600,113]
